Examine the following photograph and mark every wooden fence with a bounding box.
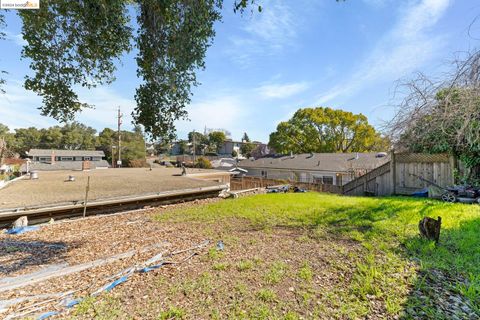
[230,176,342,194]
[343,153,455,196]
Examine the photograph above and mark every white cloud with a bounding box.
[316,0,452,105]
[0,79,136,131]
[175,94,249,138]
[76,86,136,130]
[243,0,296,49]
[226,0,299,66]
[257,82,310,99]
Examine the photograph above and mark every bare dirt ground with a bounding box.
[0,168,219,209]
[0,199,366,319]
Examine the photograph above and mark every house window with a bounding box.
[39,157,50,162]
[299,173,307,183]
[261,170,267,178]
[61,157,74,161]
[322,176,334,185]
[313,176,323,184]
[84,157,91,161]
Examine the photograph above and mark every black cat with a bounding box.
[419,216,442,243]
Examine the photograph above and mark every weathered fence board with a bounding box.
[343,153,455,197]
[230,176,342,194]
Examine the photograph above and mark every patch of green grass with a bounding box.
[256,288,277,303]
[158,306,185,319]
[178,272,213,296]
[298,262,313,282]
[212,262,229,271]
[73,294,125,319]
[248,304,272,320]
[264,261,288,284]
[236,260,254,272]
[457,273,480,310]
[155,193,480,317]
[283,310,301,320]
[207,247,223,260]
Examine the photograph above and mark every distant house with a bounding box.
[238,152,389,186]
[217,140,262,157]
[171,139,263,157]
[26,149,109,171]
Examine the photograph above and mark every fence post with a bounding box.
[389,150,396,195]
[449,154,457,185]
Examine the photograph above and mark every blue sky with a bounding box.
[0,0,478,142]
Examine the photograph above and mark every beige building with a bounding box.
[238,152,389,186]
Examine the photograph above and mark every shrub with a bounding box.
[195,157,212,169]
[128,159,148,168]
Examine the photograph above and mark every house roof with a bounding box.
[28,149,105,157]
[238,153,389,173]
[22,160,110,171]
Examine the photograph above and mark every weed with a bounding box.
[212,262,229,271]
[249,304,272,319]
[284,311,300,320]
[264,261,287,284]
[237,260,254,272]
[298,262,313,282]
[159,306,185,319]
[257,288,277,303]
[208,247,223,260]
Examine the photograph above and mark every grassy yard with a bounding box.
[73,193,480,319]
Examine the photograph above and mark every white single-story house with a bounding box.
[25,149,109,171]
[238,152,389,186]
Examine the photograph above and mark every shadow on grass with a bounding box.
[400,217,480,319]
[296,196,480,318]
[0,239,79,275]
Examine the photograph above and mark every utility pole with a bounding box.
[193,130,196,165]
[117,107,123,168]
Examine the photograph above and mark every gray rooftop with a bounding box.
[238,153,389,173]
[21,160,110,171]
[28,149,105,157]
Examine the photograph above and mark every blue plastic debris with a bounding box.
[412,188,429,198]
[104,275,129,292]
[65,298,83,308]
[138,263,165,273]
[216,240,224,251]
[37,311,59,319]
[5,226,40,235]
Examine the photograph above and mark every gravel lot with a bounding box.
[0,168,221,209]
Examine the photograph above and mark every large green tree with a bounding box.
[269,107,389,154]
[96,126,146,166]
[208,131,226,153]
[188,131,208,154]
[240,132,255,157]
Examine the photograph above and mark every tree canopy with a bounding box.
[208,131,226,153]
[0,122,146,167]
[0,0,267,139]
[389,50,480,181]
[269,107,389,154]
